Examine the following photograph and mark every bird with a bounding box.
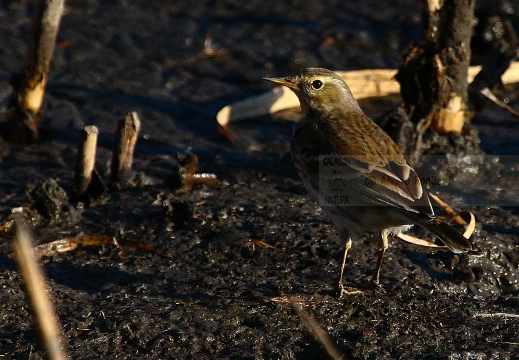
[264,68,479,296]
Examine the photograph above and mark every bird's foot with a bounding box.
[370,281,386,294]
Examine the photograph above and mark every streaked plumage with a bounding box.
[265,68,478,295]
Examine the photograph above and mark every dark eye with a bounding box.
[311,79,323,90]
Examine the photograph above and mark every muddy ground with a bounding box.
[1,1,519,359]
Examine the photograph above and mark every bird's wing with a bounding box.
[292,131,433,216]
[344,155,434,216]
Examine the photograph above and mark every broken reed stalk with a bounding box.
[111,112,141,185]
[7,0,65,143]
[291,299,345,360]
[13,221,69,360]
[74,125,99,196]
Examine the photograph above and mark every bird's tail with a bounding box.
[419,218,480,255]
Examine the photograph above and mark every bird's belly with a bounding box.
[325,204,413,235]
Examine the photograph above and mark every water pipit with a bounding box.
[265,68,479,296]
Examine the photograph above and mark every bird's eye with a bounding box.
[311,79,323,90]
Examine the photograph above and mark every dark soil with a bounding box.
[1,1,519,359]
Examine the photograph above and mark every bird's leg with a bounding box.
[339,238,363,297]
[373,229,389,285]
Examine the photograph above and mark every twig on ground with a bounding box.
[290,297,345,360]
[13,220,69,360]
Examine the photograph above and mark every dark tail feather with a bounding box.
[419,218,480,254]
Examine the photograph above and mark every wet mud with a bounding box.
[1,1,519,359]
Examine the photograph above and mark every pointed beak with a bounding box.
[263,76,298,90]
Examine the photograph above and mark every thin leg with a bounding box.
[339,238,363,297]
[373,229,389,285]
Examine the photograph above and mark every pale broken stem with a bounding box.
[397,214,475,247]
[13,222,69,360]
[429,193,468,226]
[22,0,65,113]
[473,312,519,318]
[398,194,476,246]
[433,93,465,133]
[217,86,290,126]
[429,192,476,239]
[74,125,99,196]
[217,61,519,126]
[460,211,476,239]
[427,0,442,13]
[8,0,65,143]
[111,112,141,184]
[480,87,519,118]
[290,298,345,360]
[397,232,445,248]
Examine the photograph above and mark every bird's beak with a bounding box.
[263,76,298,90]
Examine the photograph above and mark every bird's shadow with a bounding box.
[400,247,473,283]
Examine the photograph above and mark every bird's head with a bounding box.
[264,68,360,116]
